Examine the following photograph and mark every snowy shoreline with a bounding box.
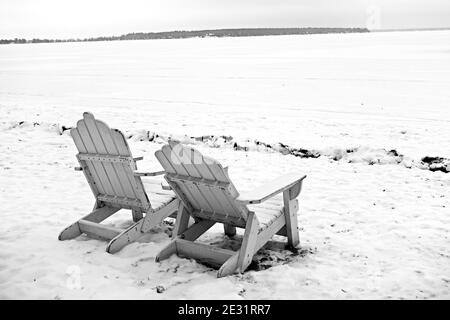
[3,119,449,174]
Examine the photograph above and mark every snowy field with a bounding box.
[0,30,449,299]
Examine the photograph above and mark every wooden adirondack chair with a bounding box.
[154,142,306,277]
[58,112,179,253]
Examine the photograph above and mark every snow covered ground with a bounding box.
[0,30,449,299]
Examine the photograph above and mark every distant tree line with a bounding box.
[0,28,369,45]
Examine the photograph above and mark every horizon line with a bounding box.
[2,26,450,43]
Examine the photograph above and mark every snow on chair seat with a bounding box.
[248,196,285,231]
[142,178,178,211]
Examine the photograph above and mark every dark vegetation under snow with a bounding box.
[0,27,369,44]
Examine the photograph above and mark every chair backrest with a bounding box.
[155,142,249,227]
[70,112,150,210]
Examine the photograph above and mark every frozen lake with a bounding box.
[1,30,450,157]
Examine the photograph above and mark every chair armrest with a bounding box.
[237,172,306,204]
[133,156,144,161]
[133,170,165,177]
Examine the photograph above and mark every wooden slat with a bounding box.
[107,198,178,253]
[141,198,179,233]
[76,119,115,195]
[176,239,235,268]
[156,143,247,221]
[167,177,200,211]
[255,213,286,251]
[161,144,189,176]
[83,113,125,197]
[283,191,300,247]
[163,144,210,211]
[181,181,215,213]
[157,149,201,210]
[95,120,136,199]
[154,149,176,174]
[172,151,221,214]
[155,240,177,262]
[223,224,237,237]
[97,194,142,208]
[77,154,134,163]
[217,252,239,277]
[188,155,232,215]
[110,129,150,208]
[131,209,143,222]
[202,155,229,183]
[189,149,216,180]
[133,171,165,177]
[237,173,306,204]
[197,154,248,219]
[82,160,106,196]
[218,214,286,278]
[110,129,140,191]
[237,212,259,272]
[196,184,228,215]
[165,179,195,213]
[107,219,144,254]
[82,206,119,223]
[167,173,232,216]
[180,220,216,241]
[216,187,245,218]
[71,128,105,195]
[192,210,246,228]
[167,174,229,188]
[58,222,81,240]
[78,220,123,240]
[77,117,116,196]
[172,202,190,236]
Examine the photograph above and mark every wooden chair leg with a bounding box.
[155,240,177,262]
[218,213,287,277]
[156,219,216,262]
[132,209,143,222]
[84,205,119,223]
[172,202,190,236]
[59,205,119,240]
[237,212,259,273]
[218,253,239,278]
[106,220,144,254]
[58,222,82,240]
[141,199,179,233]
[283,188,300,248]
[108,199,180,253]
[223,224,236,237]
[219,213,259,277]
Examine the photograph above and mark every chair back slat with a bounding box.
[70,112,150,209]
[110,129,150,207]
[83,114,126,198]
[186,152,244,216]
[166,145,219,213]
[155,142,249,223]
[71,128,104,195]
[155,146,203,210]
[95,123,135,199]
[75,119,115,195]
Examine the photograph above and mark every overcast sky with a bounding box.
[1,0,449,39]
